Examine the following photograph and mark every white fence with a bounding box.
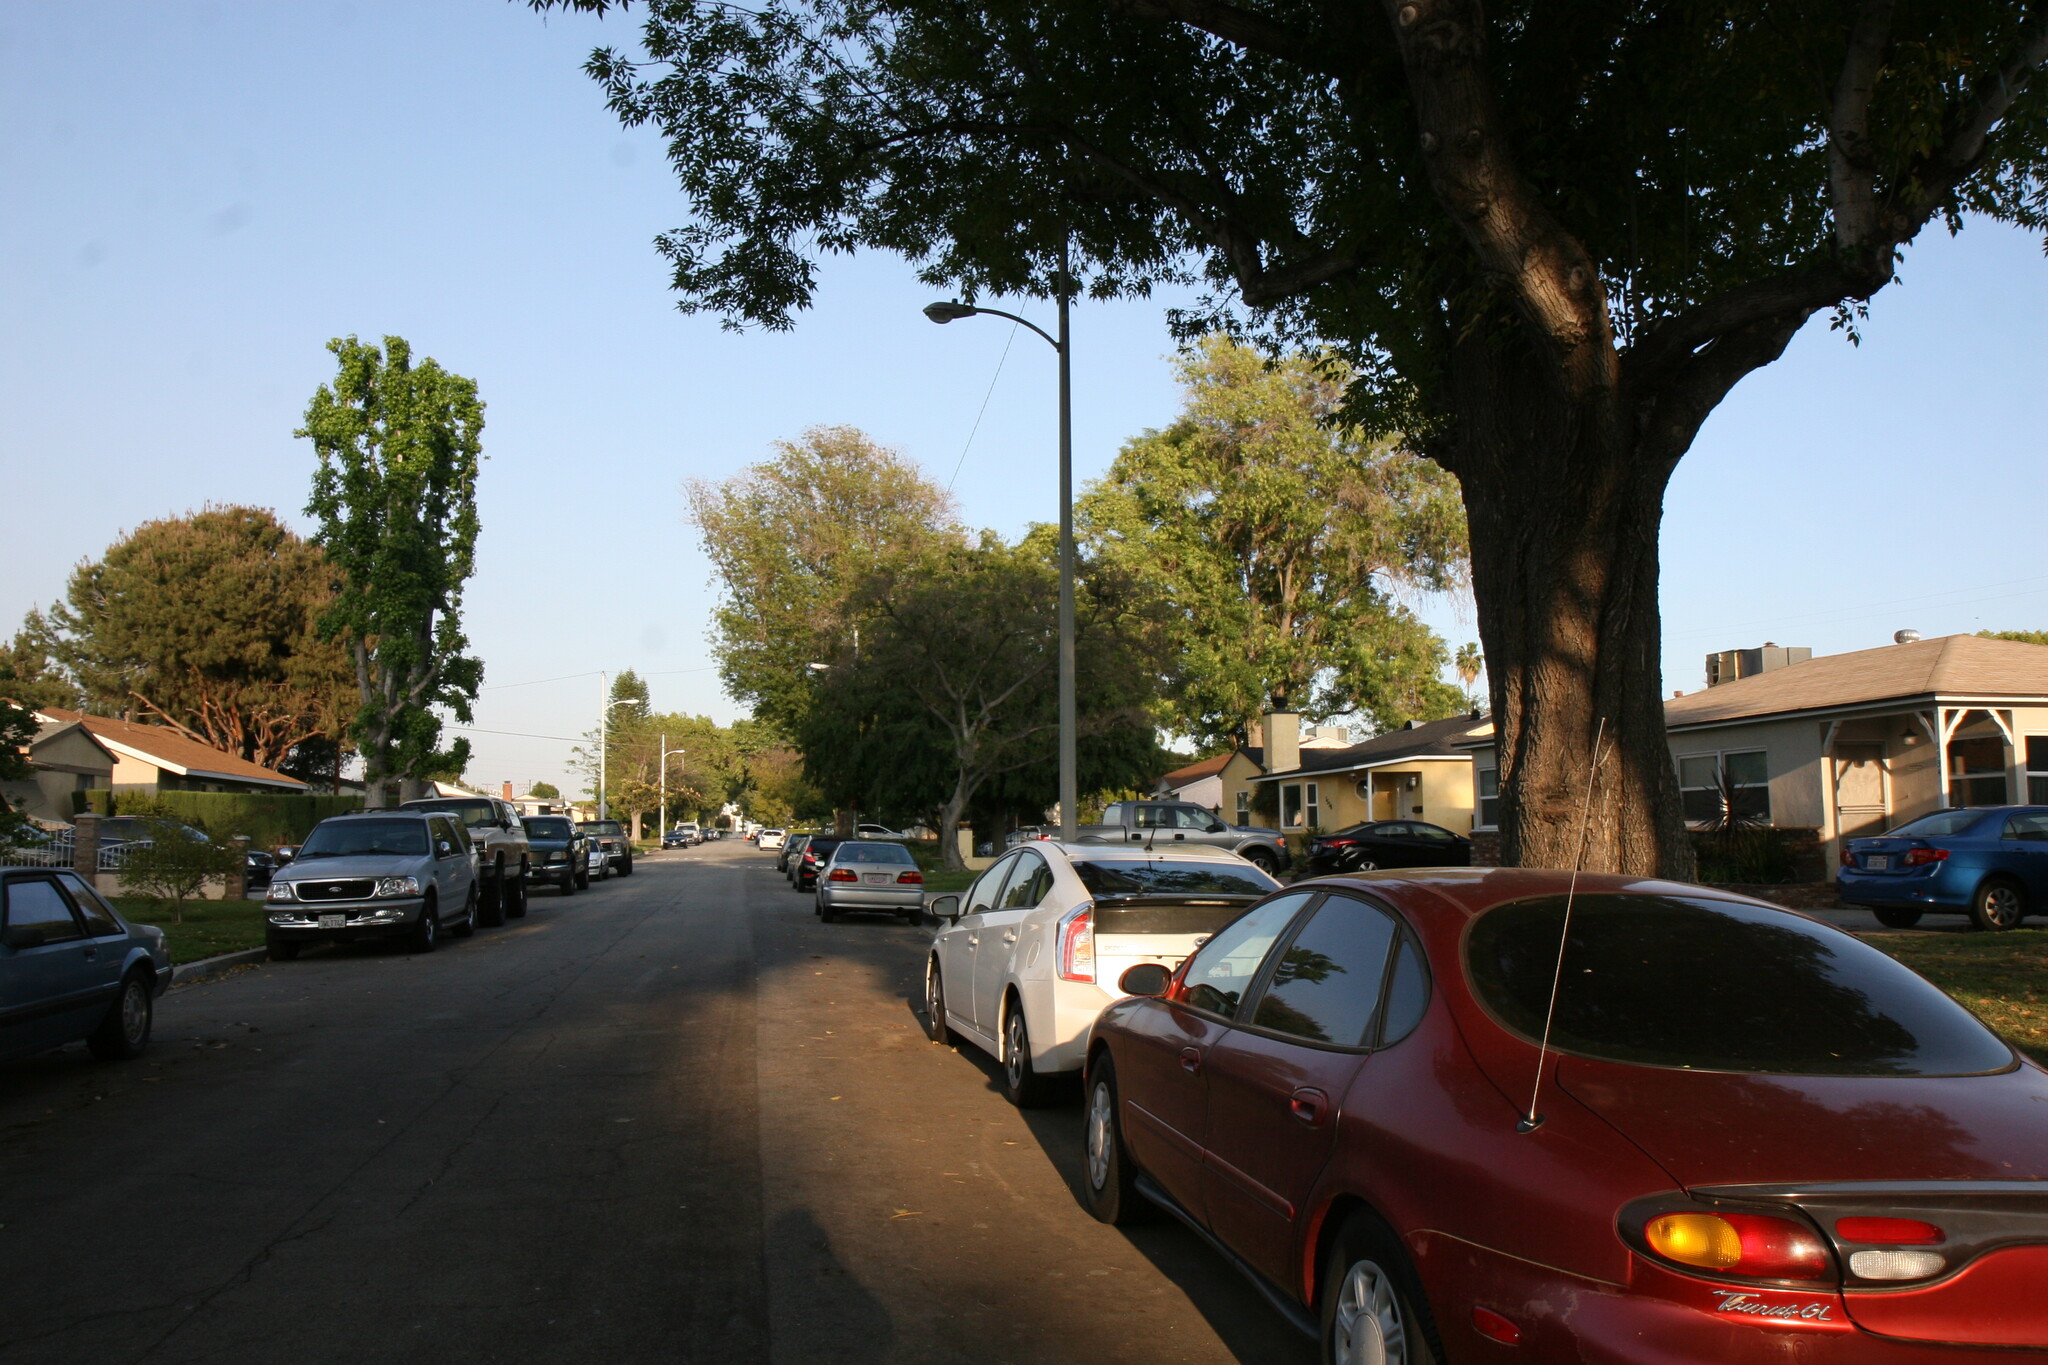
[0,828,75,869]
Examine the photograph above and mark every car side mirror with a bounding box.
[1118,962,1172,997]
[1208,820,1228,833]
[275,847,295,864]
[928,894,961,923]
[437,841,455,857]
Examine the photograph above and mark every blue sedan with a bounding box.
[1836,805,2048,930]
[2,869,171,1063]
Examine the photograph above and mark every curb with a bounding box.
[171,947,268,987]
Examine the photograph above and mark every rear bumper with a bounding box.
[817,884,924,911]
[1835,868,1971,909]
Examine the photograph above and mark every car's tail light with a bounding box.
[828,868,857,882]
[1903,847,1949,866]
[896,870,923,884]
[1057,903,1095,983]
[1847,1249,1947,1279]
[1840,846,1855,867]
[1644,1212,1830,1279]
[1836,1216,1944,1245]
[1321,838,1356,848]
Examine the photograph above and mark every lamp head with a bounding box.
[923,300,978,324]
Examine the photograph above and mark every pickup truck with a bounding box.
[397,794,532,926]
[1073,800,1288,875]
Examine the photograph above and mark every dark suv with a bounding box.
[521,815,589,895]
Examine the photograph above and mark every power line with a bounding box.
[447,725,584,743]
[948,319,1020,491]
[479,669,601,692]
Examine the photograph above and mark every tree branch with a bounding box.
[1112,0,1347,78]
[1829,0,1895,256]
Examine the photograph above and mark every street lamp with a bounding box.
[923,247,1078,842]
[657,736,686,837]
[597,674,637,821]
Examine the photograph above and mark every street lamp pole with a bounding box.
[599,672,608,821]
[923,240,1079,841]
[658,738,686,835]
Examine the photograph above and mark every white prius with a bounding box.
[922,842,1279,1106]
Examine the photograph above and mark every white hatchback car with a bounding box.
[922,842,1278,1105]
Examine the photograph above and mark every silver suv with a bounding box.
[265,810,479,959]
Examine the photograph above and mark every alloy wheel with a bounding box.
[120,980,149,1047]
[1986,884,2023,928]
[1086,1080,1114,1191]
[1332,1259,1408,1365]
[1005,1011,1027,1088]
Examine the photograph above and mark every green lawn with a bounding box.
[115,896,268,964]
[1863,929,2048,1063]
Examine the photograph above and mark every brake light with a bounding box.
[1644,1211,1829,1279]
[1323,838,1356,848]
[896,870,923,884]
[1840,846,1855,867]
[1903,847,1949,866]
[1836,1217,1943,1245]
[828,868,857,882]
[1057,903,1095,983]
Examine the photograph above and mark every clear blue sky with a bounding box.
[6,1,2045,795]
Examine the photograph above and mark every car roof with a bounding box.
[327,808,437,820]
[1039,841,1249,863]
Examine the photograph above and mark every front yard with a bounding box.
[115,896,267,964]
[1863,929,2048,1063]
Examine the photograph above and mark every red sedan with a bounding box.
[1082,868,2048,1363]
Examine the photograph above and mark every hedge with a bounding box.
[74,789,364,847]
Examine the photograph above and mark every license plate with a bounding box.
[862,873,891,885]
[1866,855,1890,870]
[319,913,345,928]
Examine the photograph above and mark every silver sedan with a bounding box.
[813,842,925,923]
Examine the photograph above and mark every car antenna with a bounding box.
[1518,717,1610,1136]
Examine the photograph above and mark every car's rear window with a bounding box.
[1886,809,1994,838]
[1466,894,2013,1076]
[832,843,914,864]
[1072,860,1278,898]
[1095,902,1254,935]
[525,818,573,838]
[299,818,429,859]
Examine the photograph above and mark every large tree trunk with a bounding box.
[937,786,970,872]
[1449,341,1693,877]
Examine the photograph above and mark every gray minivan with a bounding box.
[264,810,479,959]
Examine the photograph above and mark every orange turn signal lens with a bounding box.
[1646,1213,1743,1268]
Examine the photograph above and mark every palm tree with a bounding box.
[1454,643,1484,710]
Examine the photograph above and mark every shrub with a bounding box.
[116,803,244,921]
[76,789,361,848]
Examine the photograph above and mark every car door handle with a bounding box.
[1179,1047,1203,1074]
[81,946,99,961]
[966,935,979,948]
[1173,832,1185,840]
[1289,1088,1329,1127]
[1002,930,1018,944]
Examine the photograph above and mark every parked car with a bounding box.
[1838,805,2048,930]
[0,869,170,1064]
[577,819,634,876]
[758,828,787,851]
[1081,867,2048,1361]
[263,810,480,958]
[1302,819,1472,875]
[90,816,212,851]
[923,843,1279,1106]
[521,815,589,894]
[1005,826,1051,848]
[1074,800,1289,876]
[587,843,610,882]
[792,834,848,891]
[660,829,690,850]
[779,833,812,877]
[673,822,702,846]
[855,822,905,839]
[243,849,277,890]
[814,841,925,922]
[398,794,532,925]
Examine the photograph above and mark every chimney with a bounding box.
[1261,712,1300,774]
[501,781,513,800]
[1705,644,1812,687]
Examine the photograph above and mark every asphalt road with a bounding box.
[0,841,1315,1365]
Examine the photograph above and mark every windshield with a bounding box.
[1886,809,1994,838]
[831,843,915,864]
[525,818,574,839]
[1071,860,1278,897]
[579,821,624,836]
[406,798,499,829]
[298,818,430,860]
[1466,893,2013,1076]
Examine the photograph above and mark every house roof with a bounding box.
[1157,753,1233,788]
[27,720,117,775]
[35,709,308,791]
[1665,634,2048,729]
[1249,713,1490,782]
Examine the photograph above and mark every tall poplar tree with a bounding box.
[300,335,485,807]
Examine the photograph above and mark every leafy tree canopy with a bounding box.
[687,425,962,734]
[0,631,79,714]
[300,335,485,805]
[1081,336,1466,747]
[24,506,356,769]
[1981,630,2048,647]
[528,780,562,799]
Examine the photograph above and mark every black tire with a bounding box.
[1971,877,2026,932]
[576,860,591,889]
[87,972,153,1061]
[1001,997,1057,1108]
[902,907,924,926]
[1244,847,1279,876]
[819,896,839,922]
[559,865,577,896]
[505,863,529,920]
[1873,905,1924,929]
[475,864,506,927]
[1082,1054,1149,1225]
[410,900,439,953]
[620,856,634,876]
[451,886,478,937]
[1319,1211,1442,1365]
[924,955,957,1044]
[265,932,302,961]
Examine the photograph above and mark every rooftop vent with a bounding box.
[1705,644,1812,688]
[1895,629,1922,644]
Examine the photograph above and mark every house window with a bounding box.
[1948,735,2011,807]
[1282,783,1303,828]
[1678,751,1771,825]
[1235,789,1249,824]
[1476,764,1499,829]
[1305,782,1320,830]
[2028,737,2048,805]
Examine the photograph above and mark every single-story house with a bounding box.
[1153,720,1354,817]
[1230,711,1493,835]
[1459,633,2048,864]
[33,708,308,797]
[1,718,118,824]
[1153,752,1232,808]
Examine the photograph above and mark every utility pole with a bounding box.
[598,672,608,820]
